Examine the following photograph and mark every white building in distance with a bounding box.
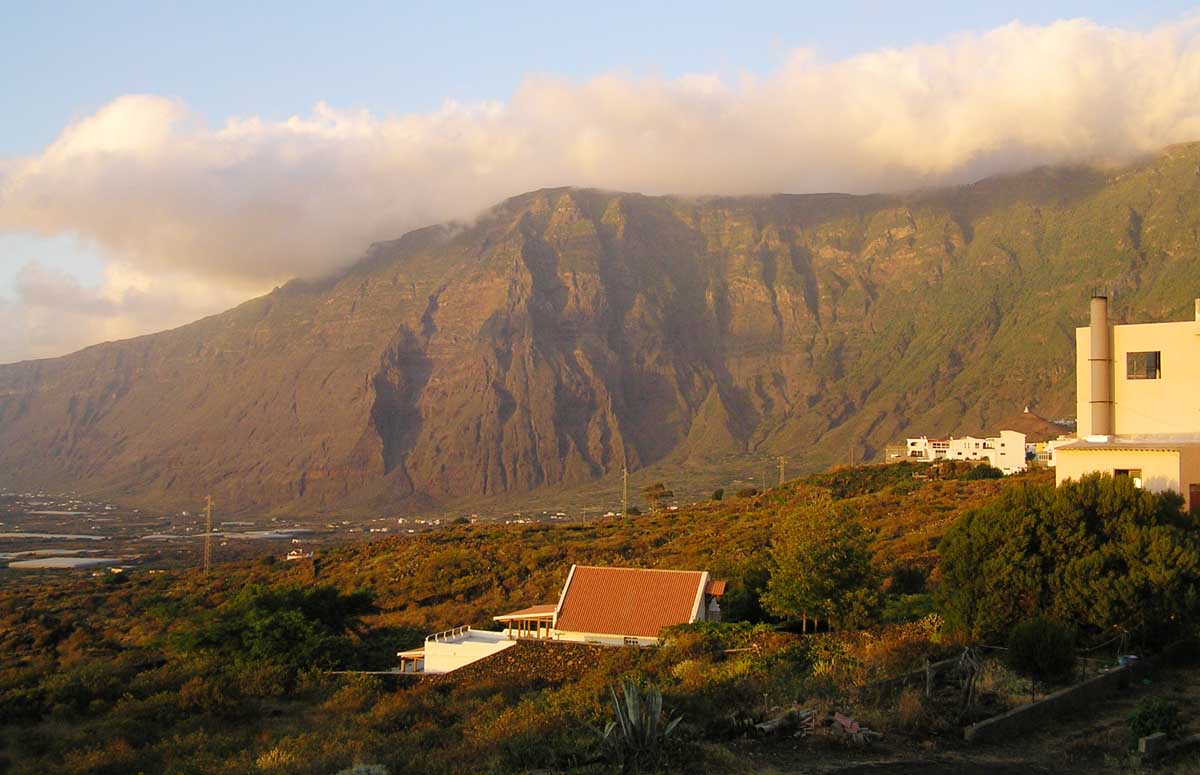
[905,430,1028,475]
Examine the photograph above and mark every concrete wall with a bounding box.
[965,665,1136,744]
[1056,448,1182,493]
[1076,320,1200,438]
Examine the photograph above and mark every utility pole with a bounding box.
[203,495,214,575]
[779,456,786,487]
[622,465,629,516]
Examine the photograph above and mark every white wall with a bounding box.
[423,634,516,674]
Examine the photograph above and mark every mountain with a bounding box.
[4,144,1200,513]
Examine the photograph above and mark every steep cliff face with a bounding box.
[5,145,1200,512]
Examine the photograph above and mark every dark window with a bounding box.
[1115,469,1144,488]
[1127,351,1161,380]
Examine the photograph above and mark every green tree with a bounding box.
[937,474,1200,641]
[641,483,673,512]
[761,491,881,631]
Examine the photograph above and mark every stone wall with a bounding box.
[427,639,610,685]
[964,663,1143,743]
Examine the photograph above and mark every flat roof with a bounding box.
[1057,433,1200,452]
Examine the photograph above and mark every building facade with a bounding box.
[905,430,1028,474]
[1055,295,1200,508]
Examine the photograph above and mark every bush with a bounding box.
[1006,618,1075,694]
[963,464,1003,480]
[711,488,724,501]
[735,487,759,498]
[1129,697,1181,744]
[937,474,1200,640]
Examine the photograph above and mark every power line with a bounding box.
[203,494,214,575]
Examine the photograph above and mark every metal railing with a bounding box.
[426,624,471,643]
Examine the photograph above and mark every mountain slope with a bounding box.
[4,144,1200,513]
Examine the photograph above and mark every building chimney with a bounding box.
[1089,295,1114,437]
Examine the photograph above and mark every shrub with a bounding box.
[1129,697,1181,744]
[711,488,725,501]
[735,487,759,498]
[895,687,929,732]
[963,464,1003,480]
[1006,618,1075,696]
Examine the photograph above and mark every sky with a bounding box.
[2,1,1199,363]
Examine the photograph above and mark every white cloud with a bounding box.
[4,17,1200,361]
[0,261,263,363]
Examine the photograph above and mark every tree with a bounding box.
[761,490,881,631]
[641,483,673,513]
[937,474,1200,641]
[1006,617,1075,700]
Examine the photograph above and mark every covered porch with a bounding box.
[397,647,424,673]
[494,604,556,639]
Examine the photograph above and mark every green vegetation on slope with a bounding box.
[9,466,1200,774]
[0,462,1048,774]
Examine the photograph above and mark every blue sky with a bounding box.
[1,1,1199,362]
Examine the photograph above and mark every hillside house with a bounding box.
[905,430,1028,474]
[400,565,725,674]
[1056,295,1200,508]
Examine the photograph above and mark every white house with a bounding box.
[400,565,725,674]
[905,430,1028,475]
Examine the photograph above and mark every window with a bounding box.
[1115,469,1144,488]
[623,636,641,646]
[1127,351,1161,380]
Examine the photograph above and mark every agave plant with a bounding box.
[600,678,682,773]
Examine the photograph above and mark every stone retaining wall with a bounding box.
[964,662,1144,743]
[426,639,610,685]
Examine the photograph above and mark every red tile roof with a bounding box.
[553,565,706,638]
[705,579,727,597]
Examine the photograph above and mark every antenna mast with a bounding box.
[622,465,629,516]
[203,495,214,574]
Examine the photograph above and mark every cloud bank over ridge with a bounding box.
[3,17,1200,361]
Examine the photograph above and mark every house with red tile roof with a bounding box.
[403,564,725,673]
